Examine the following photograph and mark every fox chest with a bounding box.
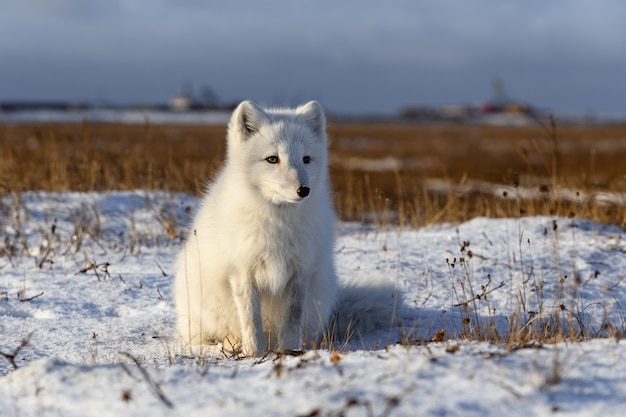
[240,229,312,294]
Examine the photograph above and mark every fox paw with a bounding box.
[221,335,242,355]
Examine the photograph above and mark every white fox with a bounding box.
[174,100,397,357]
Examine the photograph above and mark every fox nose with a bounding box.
[297,186,310,198]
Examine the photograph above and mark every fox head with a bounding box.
[226,100,328,205]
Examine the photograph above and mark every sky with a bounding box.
[1,0,625,116]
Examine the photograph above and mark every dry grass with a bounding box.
[2,120,626,228]
[441,217,626,346]
[2,119,626,350]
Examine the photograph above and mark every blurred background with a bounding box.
[1,0,625,120]
[2,0,626,227]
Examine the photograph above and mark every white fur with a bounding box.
[174,100,338,356]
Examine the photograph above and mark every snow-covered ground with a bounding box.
[1,191,626,416]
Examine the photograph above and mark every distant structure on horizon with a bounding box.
[0,85,237,115]
[400,79,546,124]
[480,79,536,116]
[168,83,226,111]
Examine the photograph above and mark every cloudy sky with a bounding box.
[1,0,625,115]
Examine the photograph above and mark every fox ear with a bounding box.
[296,101,326,134]
[230,100,268,140]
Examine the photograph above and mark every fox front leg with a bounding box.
[279,277,305,351]
[230,274,266,357]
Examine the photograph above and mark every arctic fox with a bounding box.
[174,100,396,357]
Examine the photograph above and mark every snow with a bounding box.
[2,191,626,416]
[424,177,626,208]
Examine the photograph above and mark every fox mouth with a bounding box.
[271,192,310,205]
[266,186,311,205]
[279,195,307,204]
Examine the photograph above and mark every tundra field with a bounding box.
[2,120,626,416]
[2,121,626,226]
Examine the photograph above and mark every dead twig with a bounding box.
[154,260,167,277]
[0,333,32,370]
[453,280,505,307]
[119,352,174,409]
[76,260,111,281]
[19,291,44,302]
[37,247,55,269]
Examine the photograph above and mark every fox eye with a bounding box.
[265,156,279,164]
[303,156,311,164]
